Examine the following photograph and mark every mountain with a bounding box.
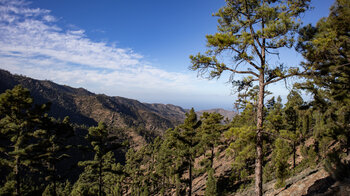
[0,69,186,145]
[0,69,235,145]
[196,108,236,121]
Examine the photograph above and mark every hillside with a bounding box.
[0,69,234,145]
[0,70,182,144]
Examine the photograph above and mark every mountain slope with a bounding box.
[0,69,236,145]
[0,69,187,144]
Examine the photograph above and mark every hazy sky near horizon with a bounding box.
[0,0,334,110]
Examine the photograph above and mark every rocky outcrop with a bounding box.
[229,166,350,196]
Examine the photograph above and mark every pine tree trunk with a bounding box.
[52,146,57,196]
[162,174,165,196]
[255,75,265,196]
[53,165,57,196]
[15,155,20,196]
[99,160,102,196]
[53,177,57,196]
[293,141,296,169]
[210,146,214,169]
[175,173,181,196]
[188,158,192,196]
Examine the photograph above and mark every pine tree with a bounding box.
[271,138,291,188]
[156,109,201,196]
[73,122,122,196]
[284,90,304,168]
[42,180,72,196]
[154,136,176,195]
[225,125,256,186]
[199,112,224,170]
[197,112,223,196]
[125,147,145,196]
[297,0,350,157]
[190,1,311,194]
[224,103,257,187]
[205,168,218,196]
[34,116,74,196]
[266,96,284,133]
[178,108,201,196]
[125,139,161,196]
[0,85,49,195]
[145,137,168,195]
[162,127,188,195]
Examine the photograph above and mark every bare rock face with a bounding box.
[269,168,331,196]
[229,167,350,196]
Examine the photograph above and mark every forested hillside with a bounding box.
[0,0,349,195]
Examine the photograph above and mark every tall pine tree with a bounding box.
[297,0,350,157]
[177,108,201,196]
[0,85,49,195]
[73,122,122,196]
[190,1,310,193]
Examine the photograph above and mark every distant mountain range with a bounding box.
[0,69,235,143]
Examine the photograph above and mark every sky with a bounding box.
[0,0,334,110]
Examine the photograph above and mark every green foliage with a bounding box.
[271,138,291,188]
[283,90,305,168]
[176,108,201,195]
[0,85,50,195]
[124,148,143,195]
[297,0,350,158]
[122,110,225,195]
[154,135,179,195]
[205,168,218,196]
[263,162,275,184]
[72,151,123,196]
[73,122,123,196]
[300,145,317,168]
[42,180,72,196]
[225,125,256,182]
[324,152,350,182]
[225,102,259,186]
[161,127,189,195]
[125,138,164,196]
[266,96,284,132]
[198,112,224,170]
[34,116,75,196]
[231,102,256,128]
[190,0,311,88]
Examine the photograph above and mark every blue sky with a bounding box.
[0,0,334,110]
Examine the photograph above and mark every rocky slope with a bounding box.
[0,69,234,145]
[231,166,350,196]
[0,69,187,144]
[189,151,350,196]
[188,138,350,196]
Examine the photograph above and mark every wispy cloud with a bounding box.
[0,0,235,109]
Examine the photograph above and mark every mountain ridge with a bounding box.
[0,69,235,143]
